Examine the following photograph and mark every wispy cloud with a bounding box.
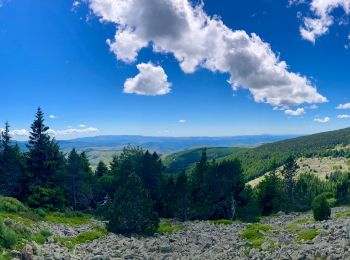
[337,114,350,119]
[178,119,186,123]
[314,117,331,123]
[336,103,350,109]
[284,108,305,116]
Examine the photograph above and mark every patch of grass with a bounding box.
[30,229,52,245]
[45,212,92,226]
[296,229,319,243]
[293,217,312,224]
[0,212,36,227]
[157,221,184,235]
[54,227,108,250]
[285,223,303,233]
[240,224,272,249]
[209,219,235,225]
[335,210,350,218]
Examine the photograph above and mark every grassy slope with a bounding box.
[222,127,350,181]
[163,146,250,173]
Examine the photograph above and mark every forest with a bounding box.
[0,108,350,236]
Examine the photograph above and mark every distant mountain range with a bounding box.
[17,134,298,154]
[15,134,297,167]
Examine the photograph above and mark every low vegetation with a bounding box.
[157,221,185,234]
[54,226,108,250]
[240,223,273,249]
[209,219,236,225]
[296,229,319,243]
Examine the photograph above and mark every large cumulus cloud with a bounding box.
[89,0,327,107]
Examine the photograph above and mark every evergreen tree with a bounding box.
[256,171,285,215]
[108,170,159,235]
[0,122,24,198]
[190,149,208,219]
[95,161,108,178]
[66,149,93,210]
[169,171,191,221]
[25,108,66,209]
[282,156,299,211]
[139,151,165,214]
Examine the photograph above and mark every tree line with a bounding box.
[0,108,349,235]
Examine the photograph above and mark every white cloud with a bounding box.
[284,107,305,116]
[337,114,350,119]
[336,103,350,109]
[79,124,86,128]
[178,119,186,123]
[314,117,331,123]
[10,129,30,136]
[49,115,56,119]
[56,127,99,135]
[89,0,327,107]
[293,0,350,43]
[124,62,172,95]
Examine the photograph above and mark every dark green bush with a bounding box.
[312,193,331,221]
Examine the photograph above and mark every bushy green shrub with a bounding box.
[0,197,28,213]
[312,193,331,221]
[0,222,18,249]
[35,208,47,218]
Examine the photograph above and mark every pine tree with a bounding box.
[25,108,66,209]
[95,161,108,178]
[0,122,24,198]
[108,170,159,235]
[282,156,299,211]
[169,171,191,220]
[66,149,93,210]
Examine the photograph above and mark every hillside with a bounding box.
[163,146,250,173]
[222,127,350,181]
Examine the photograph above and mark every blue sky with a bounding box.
[0,0,350,139]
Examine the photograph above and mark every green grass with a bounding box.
[240,224,273,249]
[157,221,185,235]
[296,229,319,243]
[0,212,37,227]
[285,223,303,233]
[30,229,52,245]
[44,212,92,226]
[209,219,236,225]
[293,217,313,224]
[54,226,108,250]
[335,210,350,218]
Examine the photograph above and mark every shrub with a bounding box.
[312,193,331,221]
[0,222,18,249]
[35,208,47,218]
[0,197,28,213]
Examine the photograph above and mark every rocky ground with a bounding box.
[13,207,350,260]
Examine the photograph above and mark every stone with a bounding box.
[261,242,270,251]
